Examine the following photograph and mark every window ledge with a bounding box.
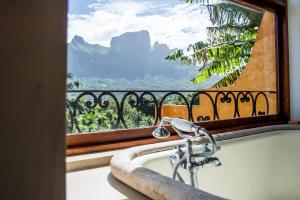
[66,150,119,172]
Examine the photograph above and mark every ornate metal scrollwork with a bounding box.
[254,92,270,116]
[66,90,276,133]
[197,116,211,121]
[236,92,255,117]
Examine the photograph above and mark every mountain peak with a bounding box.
[69,35,109,55]
[110,30,151,54]
[71,35,86,44]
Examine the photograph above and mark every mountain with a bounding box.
[110,30,151,56]
[70,35,109,55]
[67,30,197,80]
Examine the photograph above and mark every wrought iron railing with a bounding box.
[66,90,276,133]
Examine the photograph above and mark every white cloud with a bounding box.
[67,0,212,49]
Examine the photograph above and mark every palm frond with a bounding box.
[166,0,263,88]
[212,68,244,87]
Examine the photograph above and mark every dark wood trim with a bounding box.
[67,115,282,147]
[288,120,300,125]
[67,135,181,156]
[66,117,289,155]
[67,118,286,156]
[276,2,290,121]
[231,0,285,12]
[66,0,290,156]
[275,12,281,115]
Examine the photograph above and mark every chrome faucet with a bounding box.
[152,117,221,187]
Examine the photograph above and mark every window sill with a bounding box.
[66,150,119,172]
[67,119,293,172]
[66,115,287,156]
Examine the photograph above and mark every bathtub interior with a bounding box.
[134,130,300,200]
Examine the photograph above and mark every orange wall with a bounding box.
[161,12,277,121]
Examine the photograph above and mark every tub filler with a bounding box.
[110,125,300,200]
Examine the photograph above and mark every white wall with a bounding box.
[289,0,300,121]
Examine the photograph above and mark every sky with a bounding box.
[67,0,212,49]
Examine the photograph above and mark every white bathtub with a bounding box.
[111,125,300,200]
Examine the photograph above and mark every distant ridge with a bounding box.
[67,30,197,79]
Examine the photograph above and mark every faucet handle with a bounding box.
[170,145,187,169]
[175,145,185,157]
[203,157,222,167]
[175,144,184,149]
[215,145,221,152]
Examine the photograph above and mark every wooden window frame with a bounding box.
[66,0,290,156]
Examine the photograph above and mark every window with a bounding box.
[66,0,289,155]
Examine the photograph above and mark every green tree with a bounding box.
[66,73,81,90]
[66,73,81,132]
[166,0,263,87]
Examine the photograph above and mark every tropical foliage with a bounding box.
[66,91,199,133]
[67,73,81,90]
[66,74,155,132]
[66,98,155,133]
[166,0,263,87]
[66,73,203,133]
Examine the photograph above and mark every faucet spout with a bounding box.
[152,117,222,188]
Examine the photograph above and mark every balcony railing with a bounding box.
[66,90,276,133]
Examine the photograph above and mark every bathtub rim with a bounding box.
[110,124,300,200]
